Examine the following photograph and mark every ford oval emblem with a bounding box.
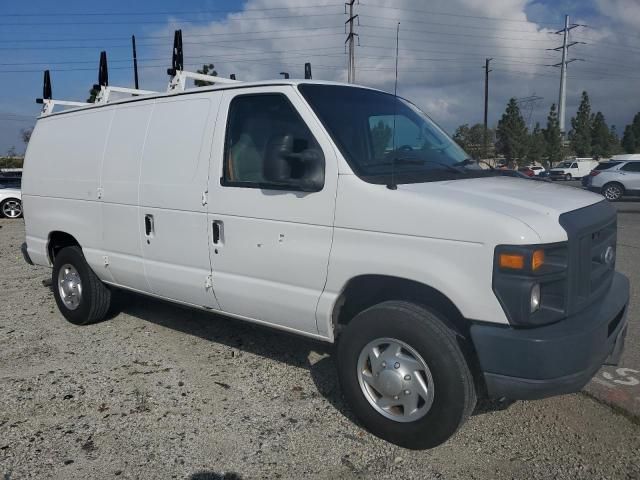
[603,246,615,267]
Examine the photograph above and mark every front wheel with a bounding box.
[52,246,112,325]
[336,301,476,449]
[602,182,624,201]
[0,198,22,218]
[564,173,572,181]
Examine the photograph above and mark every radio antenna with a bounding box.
[387,22,400,190]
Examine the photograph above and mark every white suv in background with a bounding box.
[585,155,640,201]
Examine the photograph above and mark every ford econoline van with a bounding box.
[21,79,629,449]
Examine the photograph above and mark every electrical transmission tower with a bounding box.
[483,58,492,159]
[516,94,544,130]
[345,0,359,83]
[549,15,584,139]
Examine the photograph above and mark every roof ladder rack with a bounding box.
[166,30,240,93]
[94,51,157,104]
[36,70,90,115]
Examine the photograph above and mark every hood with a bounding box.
[399,176,602,242]
[335,174,604,245]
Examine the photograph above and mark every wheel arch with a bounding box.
[47,231,81,265]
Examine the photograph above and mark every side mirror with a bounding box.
[264,135,324,192]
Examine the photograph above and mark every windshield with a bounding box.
[298,84,479,184]
[559,162,573,168]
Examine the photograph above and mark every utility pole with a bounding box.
[345,0,359,83]
[550,15,584,140]
[483,58,492,159]
[131,35,139,89]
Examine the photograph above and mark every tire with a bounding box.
[336,301,476,450]
[564,173,572,181]
[0,198,22,219]
[602,182,624,201]
[52,246,111,325]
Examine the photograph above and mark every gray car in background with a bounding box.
[584,155,640,201]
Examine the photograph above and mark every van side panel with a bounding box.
[22,109,115,276]
[138,94,221,308]
[100,102,155,291]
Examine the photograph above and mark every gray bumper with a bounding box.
[471,272,629,400]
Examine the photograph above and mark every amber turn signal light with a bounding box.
[498,253,524,270]
[532,249,545,271]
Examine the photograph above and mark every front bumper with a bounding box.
[470,271,629,400]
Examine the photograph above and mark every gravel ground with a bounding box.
[1,218,639,480]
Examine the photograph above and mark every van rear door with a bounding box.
[138,94,222,309]
[206,87,338,335]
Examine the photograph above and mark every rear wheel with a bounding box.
[0,198,22,218]
[336,301,476,449]
[52,246,111,325]
[602,182,624,201]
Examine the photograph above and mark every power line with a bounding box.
[0,32,346,50]
[0,12,345,26]
[0,4,345,17]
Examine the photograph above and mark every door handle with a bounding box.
[145,214,154,237]
[212,220,223,244]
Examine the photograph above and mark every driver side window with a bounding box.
[223,93,325,191]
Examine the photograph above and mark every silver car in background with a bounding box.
[584,155,640,201]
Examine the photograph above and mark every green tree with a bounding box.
[569,91,592,157]
[622,112,640,153]
[608,125,623,155]
[590,111,611,159]
[543,103,563,167]
[370,120,393,159]
[453,123,494,159]
[527,122,545,163]
[496,98,528,165]
[194,63,218,87]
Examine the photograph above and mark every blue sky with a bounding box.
[1,0,639,154]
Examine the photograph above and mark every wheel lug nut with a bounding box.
[404,390,411,395]
[404,374,411,381]
[393,395,399,400]
[394,362,400,369]
[381,361,387,368]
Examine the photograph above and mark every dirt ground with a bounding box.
[1,218,639,480]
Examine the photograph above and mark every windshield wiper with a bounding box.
[378,157,467,174]
[453,158,495,171]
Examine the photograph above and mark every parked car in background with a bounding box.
[0,176,22,189]
[584,155,640,200]
[528,166,546,176]
[517,167,535,177]
[0,186,22,218]
[549,159,598,180]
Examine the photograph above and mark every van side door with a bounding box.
[139,93,222,309]
[100,102,154,292]
[207,87,337,336]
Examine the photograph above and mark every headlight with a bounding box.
[493,243,568,326]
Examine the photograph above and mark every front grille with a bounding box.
[559,201,617,315]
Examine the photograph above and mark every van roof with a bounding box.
[37,79,384,120]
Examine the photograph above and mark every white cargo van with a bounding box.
[549,158,599,180]
[21,78,629,449]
